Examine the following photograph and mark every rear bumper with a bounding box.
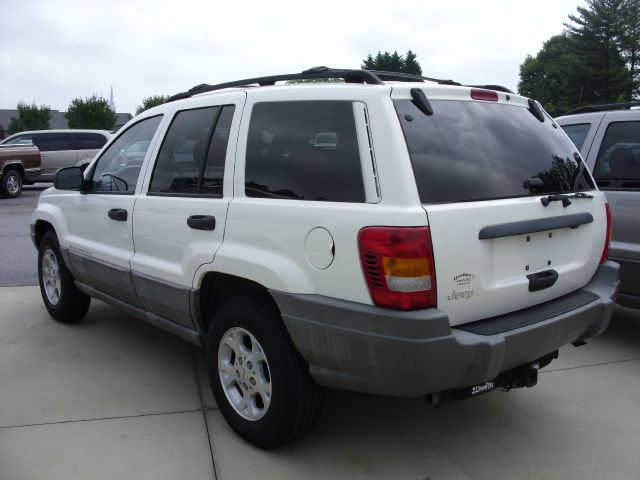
[609,255,640,309]
[272,261,619,397]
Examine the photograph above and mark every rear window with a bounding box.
[394,99,595,203]
[76,132,108,150]
[560,123,591,151]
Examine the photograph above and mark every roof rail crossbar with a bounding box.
[167,67,385,102]
[366,70,461,86]
[564,102,640,115]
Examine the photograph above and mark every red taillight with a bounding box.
[601,203,612,263]
[358,226,437,310]
[470,88,499,102]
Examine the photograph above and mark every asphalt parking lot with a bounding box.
[0,185,46,286]
[1,187,640,479]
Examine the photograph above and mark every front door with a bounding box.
[64,115,164,306]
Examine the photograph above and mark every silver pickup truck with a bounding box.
[556,103,640,309]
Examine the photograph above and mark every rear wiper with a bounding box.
[541,192,594,207]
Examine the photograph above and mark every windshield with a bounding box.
[394,99,595,203]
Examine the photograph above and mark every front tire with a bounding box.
[1,170,23,198]
[207,296,323,449]
[38,231,91,323]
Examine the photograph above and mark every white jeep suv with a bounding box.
[31,68,619,449]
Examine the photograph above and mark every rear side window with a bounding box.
[394,99,595,203]
[34,133,74,151]
[245,101,365,202]
[149,105,234,196]
[560,123,591,151]
[76,132,108,150]
[593,121,640,189]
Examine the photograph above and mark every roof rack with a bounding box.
[365,70,461,86]
[167,67,385,102]
[166,66,503,103]
[563,101,640,115]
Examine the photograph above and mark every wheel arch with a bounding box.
[2,162,25,176]
[32,202,71,250]
[197,272,280,333]
[33,219,56,247]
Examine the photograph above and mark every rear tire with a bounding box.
[1,170,23,198]
[38,231,91,323]
[207,295,323,449]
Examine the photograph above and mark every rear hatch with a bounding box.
[392,86,608,326]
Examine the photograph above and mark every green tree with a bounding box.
[619,0,640,97]
[65,95,117,129]
[135,95,169,115]
[361,50,422,75]
[564,0,631,103]
[519,0,635,115]
[404,50,423,75]
[518,34,586,116]
[7,101,51,134]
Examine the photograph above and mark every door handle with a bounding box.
[527,269,558,292]
[187,215,216,231]
[108,208,128,221]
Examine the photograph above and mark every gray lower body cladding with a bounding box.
[272,261,620,397]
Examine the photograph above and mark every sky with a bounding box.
[0,0,584,115]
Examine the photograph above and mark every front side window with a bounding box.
[245,101,365,202]
[149,105,234,196]
[593,121,640,189]
[560,123,591,151]
[90,116,162,194]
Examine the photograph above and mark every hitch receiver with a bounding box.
[428,350,558,406]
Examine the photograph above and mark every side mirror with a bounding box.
[54,167,84,190]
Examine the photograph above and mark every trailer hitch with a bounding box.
[428,350,558,406]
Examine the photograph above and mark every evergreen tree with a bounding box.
[619,0,640,97]
[7,102,51,134]
[361,50,423,74]
[518,0,635,114]
[404,50,423,75]
[564,0,631,103]
[65,95,117,130]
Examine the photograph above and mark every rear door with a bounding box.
[130,92,245,328]
[393,88,608,326]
